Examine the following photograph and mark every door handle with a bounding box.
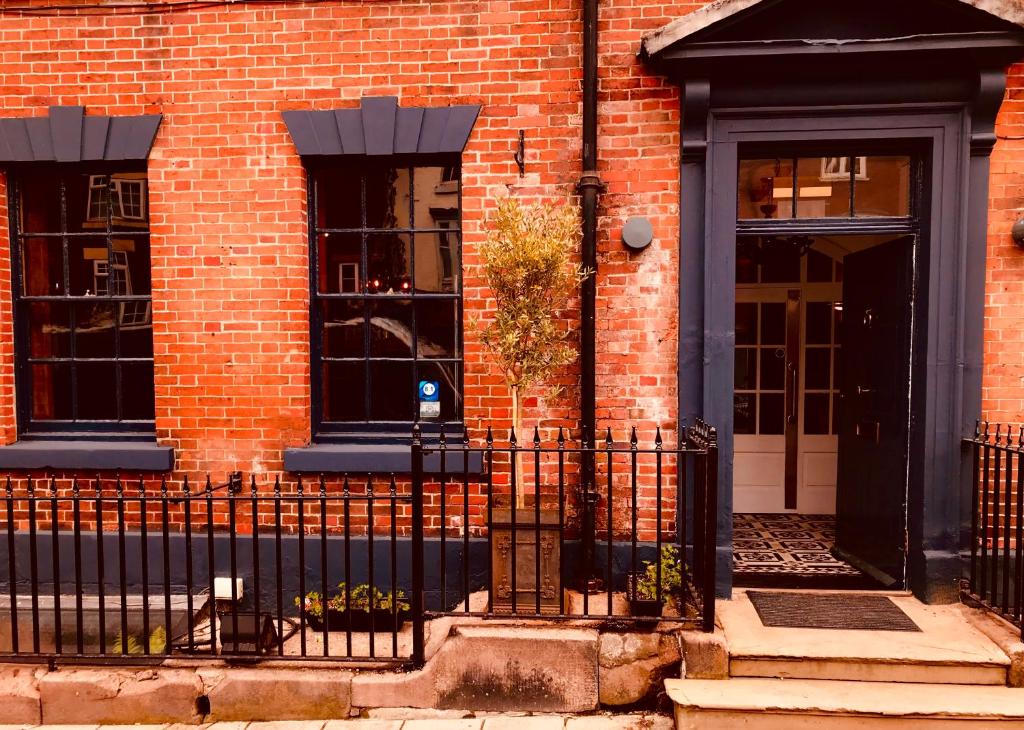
[857,386,874,396]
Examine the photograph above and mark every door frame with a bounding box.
[680,105,990,602]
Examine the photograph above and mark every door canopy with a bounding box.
[642,0,1024,68]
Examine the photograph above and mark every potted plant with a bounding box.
[296,584,411,632]
[478,197,590,614]
[628,545,684,617]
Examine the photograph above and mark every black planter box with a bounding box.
[305,609,409,632]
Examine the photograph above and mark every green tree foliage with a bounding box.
[478,197,590,503]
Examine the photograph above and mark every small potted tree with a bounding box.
[478,196,590,613]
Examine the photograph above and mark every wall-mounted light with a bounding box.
[1013,217,1024,248]
[622,216,654,251]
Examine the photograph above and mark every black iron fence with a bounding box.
[963,422,1024,639]
[0,421,718,667]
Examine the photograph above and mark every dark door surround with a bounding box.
[679,103,998,603]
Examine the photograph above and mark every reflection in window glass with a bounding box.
[734,394,756,435]
[854,156,911,217]
[796,157,851,218]
[738,158,795,219]
[313,164,463,429]
[15,169,154,429]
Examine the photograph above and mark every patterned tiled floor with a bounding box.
[733,513,880,589]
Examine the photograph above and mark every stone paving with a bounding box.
[0,715,674,730]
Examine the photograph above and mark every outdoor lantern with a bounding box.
[1013,217,1024,248]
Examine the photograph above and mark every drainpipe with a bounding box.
[577,0,603,587]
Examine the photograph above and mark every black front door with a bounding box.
[835,235,915,587]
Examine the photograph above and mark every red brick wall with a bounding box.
[984,62,1024,428]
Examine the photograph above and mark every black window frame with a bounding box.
[307,154,464,442]
[8,161,156,438]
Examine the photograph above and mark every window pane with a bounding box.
[804,393,830,435]
[760,348,785,391]
[322,300,364,358]
[27,302,70,359]
[121,362,155,421]
[368,300,413,357]
[413,167,460,229]
[854,156,911,218]
[805,347,831,390]
[736,303,757,345]
[319,233,362,294]
[73,302,116,358]
[806,249,833,283]
[118,304,154,359]
[67,237,113,296]
[67,172,150,234]
[735,348,757,390]
[118,236,151,295]
[736,239,758,283]
[734,394,756,435]
[76,362,118,420]
[416,300,458,358]
[796,157,851,218]
[414,231,459,293]
[322,361,366,422]
[31,364,72,420]
[366,233,411,293]
[417,360,460,422]
[369,361,413,421]
[20,237,63,296]
[315,168,362,230]
[760,239,800,283]
[806,302,832,345]
[761,303,785,345]
[738,158,795,219]
[365,167,409,229]
[19,173,61,233]
[759,393,785,435]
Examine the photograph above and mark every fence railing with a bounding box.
[0,420,718,667]
[963,422,1024,639]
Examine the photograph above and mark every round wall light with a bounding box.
[622,216,654,251]
[1013,217,1024,248]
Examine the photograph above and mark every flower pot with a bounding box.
[304,609,409,632]
[626,573,664,617]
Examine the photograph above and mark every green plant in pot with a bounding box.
[296,583,410,632]
[628,544,684,616]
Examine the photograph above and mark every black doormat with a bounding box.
[747,591,922,631]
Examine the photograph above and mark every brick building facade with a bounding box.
[0,0,1021,601]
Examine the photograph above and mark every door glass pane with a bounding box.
[854,156,911,217]
[805,348,831,390]
[806,302,831,345]
[736,303,757,345]
[760,240,800,283]
[760,348,785,391]
[734,394,756,435]
[736,239,758,283]
[759,393,785,435]
[804,393,831,435]
[738,158,795,219]
[735,348,757,390]
[806,249,833,283]
[761,303,785,345]
[796,157,852,218]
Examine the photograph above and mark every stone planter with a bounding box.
[490,507,561,614]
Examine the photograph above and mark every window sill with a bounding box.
[0,440,174,472]
[284,441,484,475]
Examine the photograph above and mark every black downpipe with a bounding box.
[578,0,603,589]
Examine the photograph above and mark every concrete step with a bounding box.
[667,677,1024,729]
[720,591,1011,684]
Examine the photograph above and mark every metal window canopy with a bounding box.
[282,97,481,159]
[0,106,162,163]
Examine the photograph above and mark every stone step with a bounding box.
[720,591,1011,684]
[667,678,1024,729]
